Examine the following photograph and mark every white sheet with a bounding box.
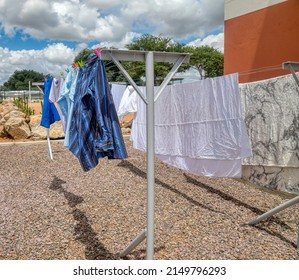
[117,85,138,119]
[111,83,127,113]
[130,73,252,178]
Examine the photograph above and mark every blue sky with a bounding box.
[0,0,224,85]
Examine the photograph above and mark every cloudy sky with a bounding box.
[0,0,224,85]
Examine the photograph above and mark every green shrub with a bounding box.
[13,97,35,117]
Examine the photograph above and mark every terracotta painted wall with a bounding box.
[224,0,299,83]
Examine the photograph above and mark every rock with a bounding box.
[121,127,131,134]
[0,116,5,125]
[29,115,64,139]
[0,125,8,138]
[49,121,65,139]
[0,105,18,119]
[4,117,31,139]
[8,110,26,120]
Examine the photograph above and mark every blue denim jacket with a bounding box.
[69,54,128,171]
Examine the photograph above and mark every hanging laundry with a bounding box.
[68,53,128,172]
[56,69,79,147]
[131,73,252,177]
[117,85,138,119]
[110,83,127,113]
[49,76,64,103]
[40,76,61,128]
[48,75,66,130]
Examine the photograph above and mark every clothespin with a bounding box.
[78,60,84,68]
[94,48,101,57]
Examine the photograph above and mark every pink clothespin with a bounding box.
[94,48,101,57]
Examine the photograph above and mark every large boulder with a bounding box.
[4,117,31,139]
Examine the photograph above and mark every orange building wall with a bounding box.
[224,0,299,83]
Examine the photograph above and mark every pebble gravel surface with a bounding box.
[0,138,298,260]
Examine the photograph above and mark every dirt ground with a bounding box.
[28,101,43,115]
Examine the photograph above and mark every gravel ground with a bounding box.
[0,138,298,260]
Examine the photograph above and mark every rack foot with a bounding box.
[119,230,146,257]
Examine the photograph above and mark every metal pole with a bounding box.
[145,51,155,260]
[47,128,53,160]
[106,51,148,105]
[246,195,299,225]
[29,81,32,104]
[119,230,147,257]
[154,55,186,102]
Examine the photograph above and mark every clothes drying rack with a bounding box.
[100,49,190,260]
[246,61,299,250]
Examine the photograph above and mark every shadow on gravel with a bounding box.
[184,174,297,249]
[118,160,223,214]
[183,173,291,229]
[118,161,297,250]
[49,176,118,260]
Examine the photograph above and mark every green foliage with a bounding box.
[3,70,44,90]
[125,34,186,85]
[184,45,224,78]
[73,48,128,84]
[73,48,94,66]
[72,35,224,85]
[13,97,35,117]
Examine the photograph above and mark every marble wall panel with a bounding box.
[240,73,299,193]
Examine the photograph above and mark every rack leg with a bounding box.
[47,128,53,160]
[246,196,299,225]
[119,230,147,257]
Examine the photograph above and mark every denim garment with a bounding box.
[69,54,128,171]
[40,77,61,128]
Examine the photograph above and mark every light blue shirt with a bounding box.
[57,69,79,147]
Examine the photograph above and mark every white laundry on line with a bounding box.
[110,83,127,113]
[130,73,252,177]
[117,85,138,119]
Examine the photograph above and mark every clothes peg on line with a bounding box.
[94,48,101,57]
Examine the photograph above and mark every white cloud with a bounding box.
[92,31,141,49]
[122,0,224,39]
[0,0,225,84]
[0,44,76,85]
[0,0,224,41]
[188,33,224,52]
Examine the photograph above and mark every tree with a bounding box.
[3,70,45,90]
[73,48,127,83]
[72,36,224,85]
[73,48,94,66]
[125,34,186,85]
[184,45,224,78]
